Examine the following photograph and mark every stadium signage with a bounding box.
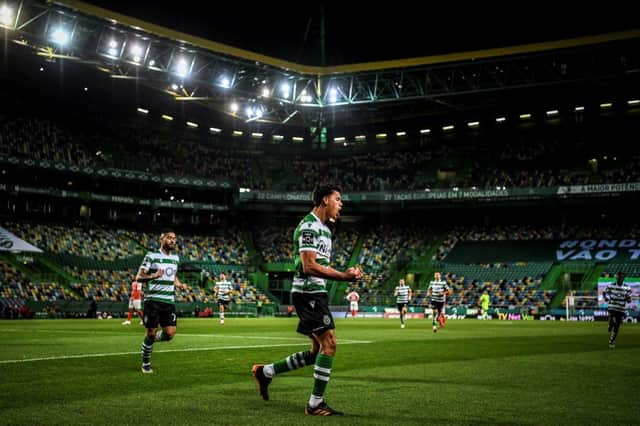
[110,196,135,204]
[445,240,640,263]
[0,184,227,211]
[384,189,512,201]
[0,226,43,253]
[496,312,534,321]
[443,314,467,320]
[556,240,640,261]
[255,191,310,201]
[243,189,520,203]
[240,183,640,204]
[574,315,595,321]
[557,182,640,195]
[241,187,559,204]
[545,308,637,321]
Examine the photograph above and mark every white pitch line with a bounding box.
[2,329,371,344]
[3,329,307,340]
[1,328,371,343]
[185,334,372,344]
[182,333,307,340]
[0,340,371,364]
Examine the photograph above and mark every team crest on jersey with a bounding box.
[164,267,175,277]
[309,300,316,308]
[323,315,331,325]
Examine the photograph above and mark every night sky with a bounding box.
[82,1,637,66]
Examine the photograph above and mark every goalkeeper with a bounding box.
[479,290,490,320]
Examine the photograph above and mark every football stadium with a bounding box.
[1,2,639,424]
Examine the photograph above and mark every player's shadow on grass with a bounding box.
[350,413,525,426]
[337,374,502,388]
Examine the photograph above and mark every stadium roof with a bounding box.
[82,1,638,67]
[1,1,639,129]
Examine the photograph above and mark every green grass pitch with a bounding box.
[1,318,638,425]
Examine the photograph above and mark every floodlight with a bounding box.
[174,58,189,78]
[0,4,14,27]
[299,89,312,103]
[280,82,291,98]
[328,87,338,103]
[51,27,70,46]
[128,44,144,63]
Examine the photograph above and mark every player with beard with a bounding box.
[137,229,187,373]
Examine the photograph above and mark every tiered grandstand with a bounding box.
[5,214,639,319]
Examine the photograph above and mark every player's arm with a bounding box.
[136,254,163,282]
[300,251,362,281]
[174,275,188,291]
[135,267,163,282]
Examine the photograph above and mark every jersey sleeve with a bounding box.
[139,252,153,271]
[298,222,319,253]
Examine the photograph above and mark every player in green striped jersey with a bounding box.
[428,272,449,333]
[605,272,632,348]
[214,272,233,325]
[394,278,412,328]
[252,185,363,416]
[137,229,188,373]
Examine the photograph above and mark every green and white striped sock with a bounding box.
[266,351,316,378]
[141,336,154,365]
[310,354,333,406]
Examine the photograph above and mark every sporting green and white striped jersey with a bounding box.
[605,284,632,312]
[395,286,411,304]
[292,212,332,294]
[428,280,450,303]
[215,280,233,301]
[140,250,180,305]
